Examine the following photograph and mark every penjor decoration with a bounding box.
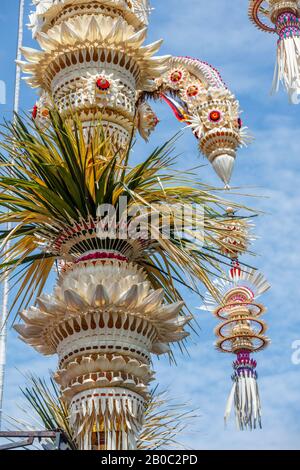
[7,118,198,450]
[201,209,270,430]
[249,0,300,102]
[0,0,270,451]
[16,255,187,449]
[19,2,251,186]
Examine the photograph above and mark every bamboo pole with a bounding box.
[0,0,25,429]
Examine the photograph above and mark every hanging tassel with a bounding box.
[272,12,300,102]
[225,350,262,430]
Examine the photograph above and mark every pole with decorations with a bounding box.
[0,0,270,450]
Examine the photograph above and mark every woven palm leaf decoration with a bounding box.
[201,208,270,429]
[0,0,270,449]
[8,375,196,451]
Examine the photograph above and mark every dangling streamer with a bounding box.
[225,350,262,430]
[160,93,190,122]
[272,12,300,102]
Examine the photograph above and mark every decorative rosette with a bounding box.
[180,80,205,108]
[96,77,111,93]
[94,72,123,105]
[196,88,240,130]
[166,67,188,89]
[82,72,123,108]
[200,105,227,130]
[249,0,300,101]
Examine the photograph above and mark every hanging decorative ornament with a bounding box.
[200,207,270,430]
[136,102,160,141]
[249,0,300,102]
[23,5,254,182]
[209,109,222,124]
[215,207,253,259]
[201,267,270,430]
[190,88,250,188]
[32,104,38,119]
[22,3,168,148]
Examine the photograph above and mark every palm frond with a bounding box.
[20,375,76,450]
[138,387,198,450]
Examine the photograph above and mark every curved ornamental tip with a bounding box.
[148,56,250,187]
[249,0,300,102]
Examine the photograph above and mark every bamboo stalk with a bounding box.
[0,0,25,429]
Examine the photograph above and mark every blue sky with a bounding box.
[1,0,300,450]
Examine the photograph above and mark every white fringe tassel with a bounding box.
[224,372,262,431]
[70,388,145,450]
[272,36,300,102]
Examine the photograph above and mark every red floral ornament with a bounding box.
[186,85,199,97]
[170,70,183,83]
[209,110,222,122]
[96,77,111,91]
